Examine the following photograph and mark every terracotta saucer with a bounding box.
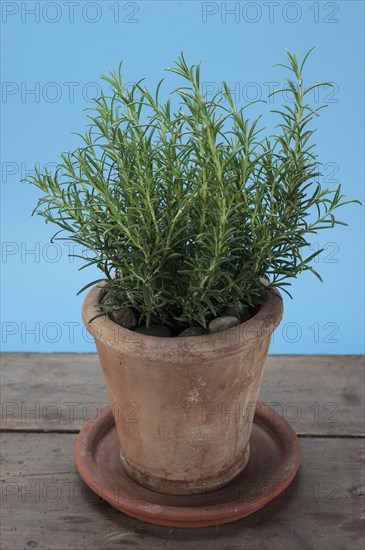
[75,403,300,528]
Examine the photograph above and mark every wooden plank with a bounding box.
[1,353,364,436]
[0,353,108,433]
[261,354,365,437]
[1,432,364,550]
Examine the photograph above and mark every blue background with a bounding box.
[1,0,364,353]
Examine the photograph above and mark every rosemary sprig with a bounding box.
[25,50,360,328]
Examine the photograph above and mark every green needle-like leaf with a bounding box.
[24,49,360,328]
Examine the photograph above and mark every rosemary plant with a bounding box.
[26,50,358,329]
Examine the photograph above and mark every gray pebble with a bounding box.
[208,315,240,334]
[223,305,251,323]
[110,307,137,329]
[178,326,206,337]
[134,324,172,337]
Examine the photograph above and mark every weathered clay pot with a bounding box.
[82,283,283,495]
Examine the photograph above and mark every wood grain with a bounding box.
[1,353,364,548]
[1,432,364,550]
[1,353,364,435]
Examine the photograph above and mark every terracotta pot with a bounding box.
[82,283,283,495]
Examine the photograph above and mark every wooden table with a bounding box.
[1,353,364,549]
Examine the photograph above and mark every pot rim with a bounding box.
[82,281,283,361]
